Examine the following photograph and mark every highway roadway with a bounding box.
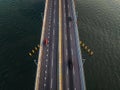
[35,0,86,90]
[37,0,58,89]
[61,0,82,90]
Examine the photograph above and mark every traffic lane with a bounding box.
[50,0,58,89]
[61,0,70,90]
[64,0,74,89]
[68,17,81,90]
[67,2,80,90]
[40,0,55,89]
[52,0,59,90]
[38,0,53,89]
[45,0,59,89]
[68,0,81,89]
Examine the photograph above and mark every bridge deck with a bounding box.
[35,0,86,90]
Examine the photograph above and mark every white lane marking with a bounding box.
[46,65,47,67]
[46,54,48,57]
[50,78,53,88]
[64,12,66,17]
[52,44,54,49]
[54,19,55,23]
[65,35,67,40]
[70,34,72,40]
[48,36,50,38]
[68,12,70,17]
[54,10,55,15]
[64,22,66,25]
[45,70,47,74]
[46,59,48,61]
[67,88,69,90]
[52,58,53,68]
[67,68,68,75]
[47,49,48,52]
[74,88,76,90]
[64,23,65,26]
[53,30,55,35]
[52,44,54,67]
[71,49,73,55]
[44,83,46,87]
[44,77,46,80]
[68,5,69,8]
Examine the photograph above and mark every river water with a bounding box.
[76,0,120,90]
[0,0,120,90]
[0,0,44,90]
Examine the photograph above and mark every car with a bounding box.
[68,16,72,22]
[43,38,48,45]
[68,59,73,70]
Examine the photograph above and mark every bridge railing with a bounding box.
[71,0,86,90]
[34,0,49,90]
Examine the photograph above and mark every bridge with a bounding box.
[34,0,86,90]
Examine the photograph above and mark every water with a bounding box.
[76,0,120,90]
[0,0,44,90]
[0,0,120,90]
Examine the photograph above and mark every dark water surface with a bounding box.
[0,0,44,90]
[0,0,120,90]
[76,0,120,90]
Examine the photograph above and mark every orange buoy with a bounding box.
[32,50,35,53]
[90,51,94,55]
[87,49,90,53]
[35,47,38,51]
[82,43,85,47]
[79,41,94,56]
[29,53,32,56]
[84,46,88,50]
[80,41,82,45]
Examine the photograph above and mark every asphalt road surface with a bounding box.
[38,0,58,90]
[36,0,85,90]
[62,0,82,90]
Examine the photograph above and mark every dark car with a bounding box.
[68,59,73,70]
[68,16,72,22]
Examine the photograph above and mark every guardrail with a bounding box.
[71,0,86,90]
